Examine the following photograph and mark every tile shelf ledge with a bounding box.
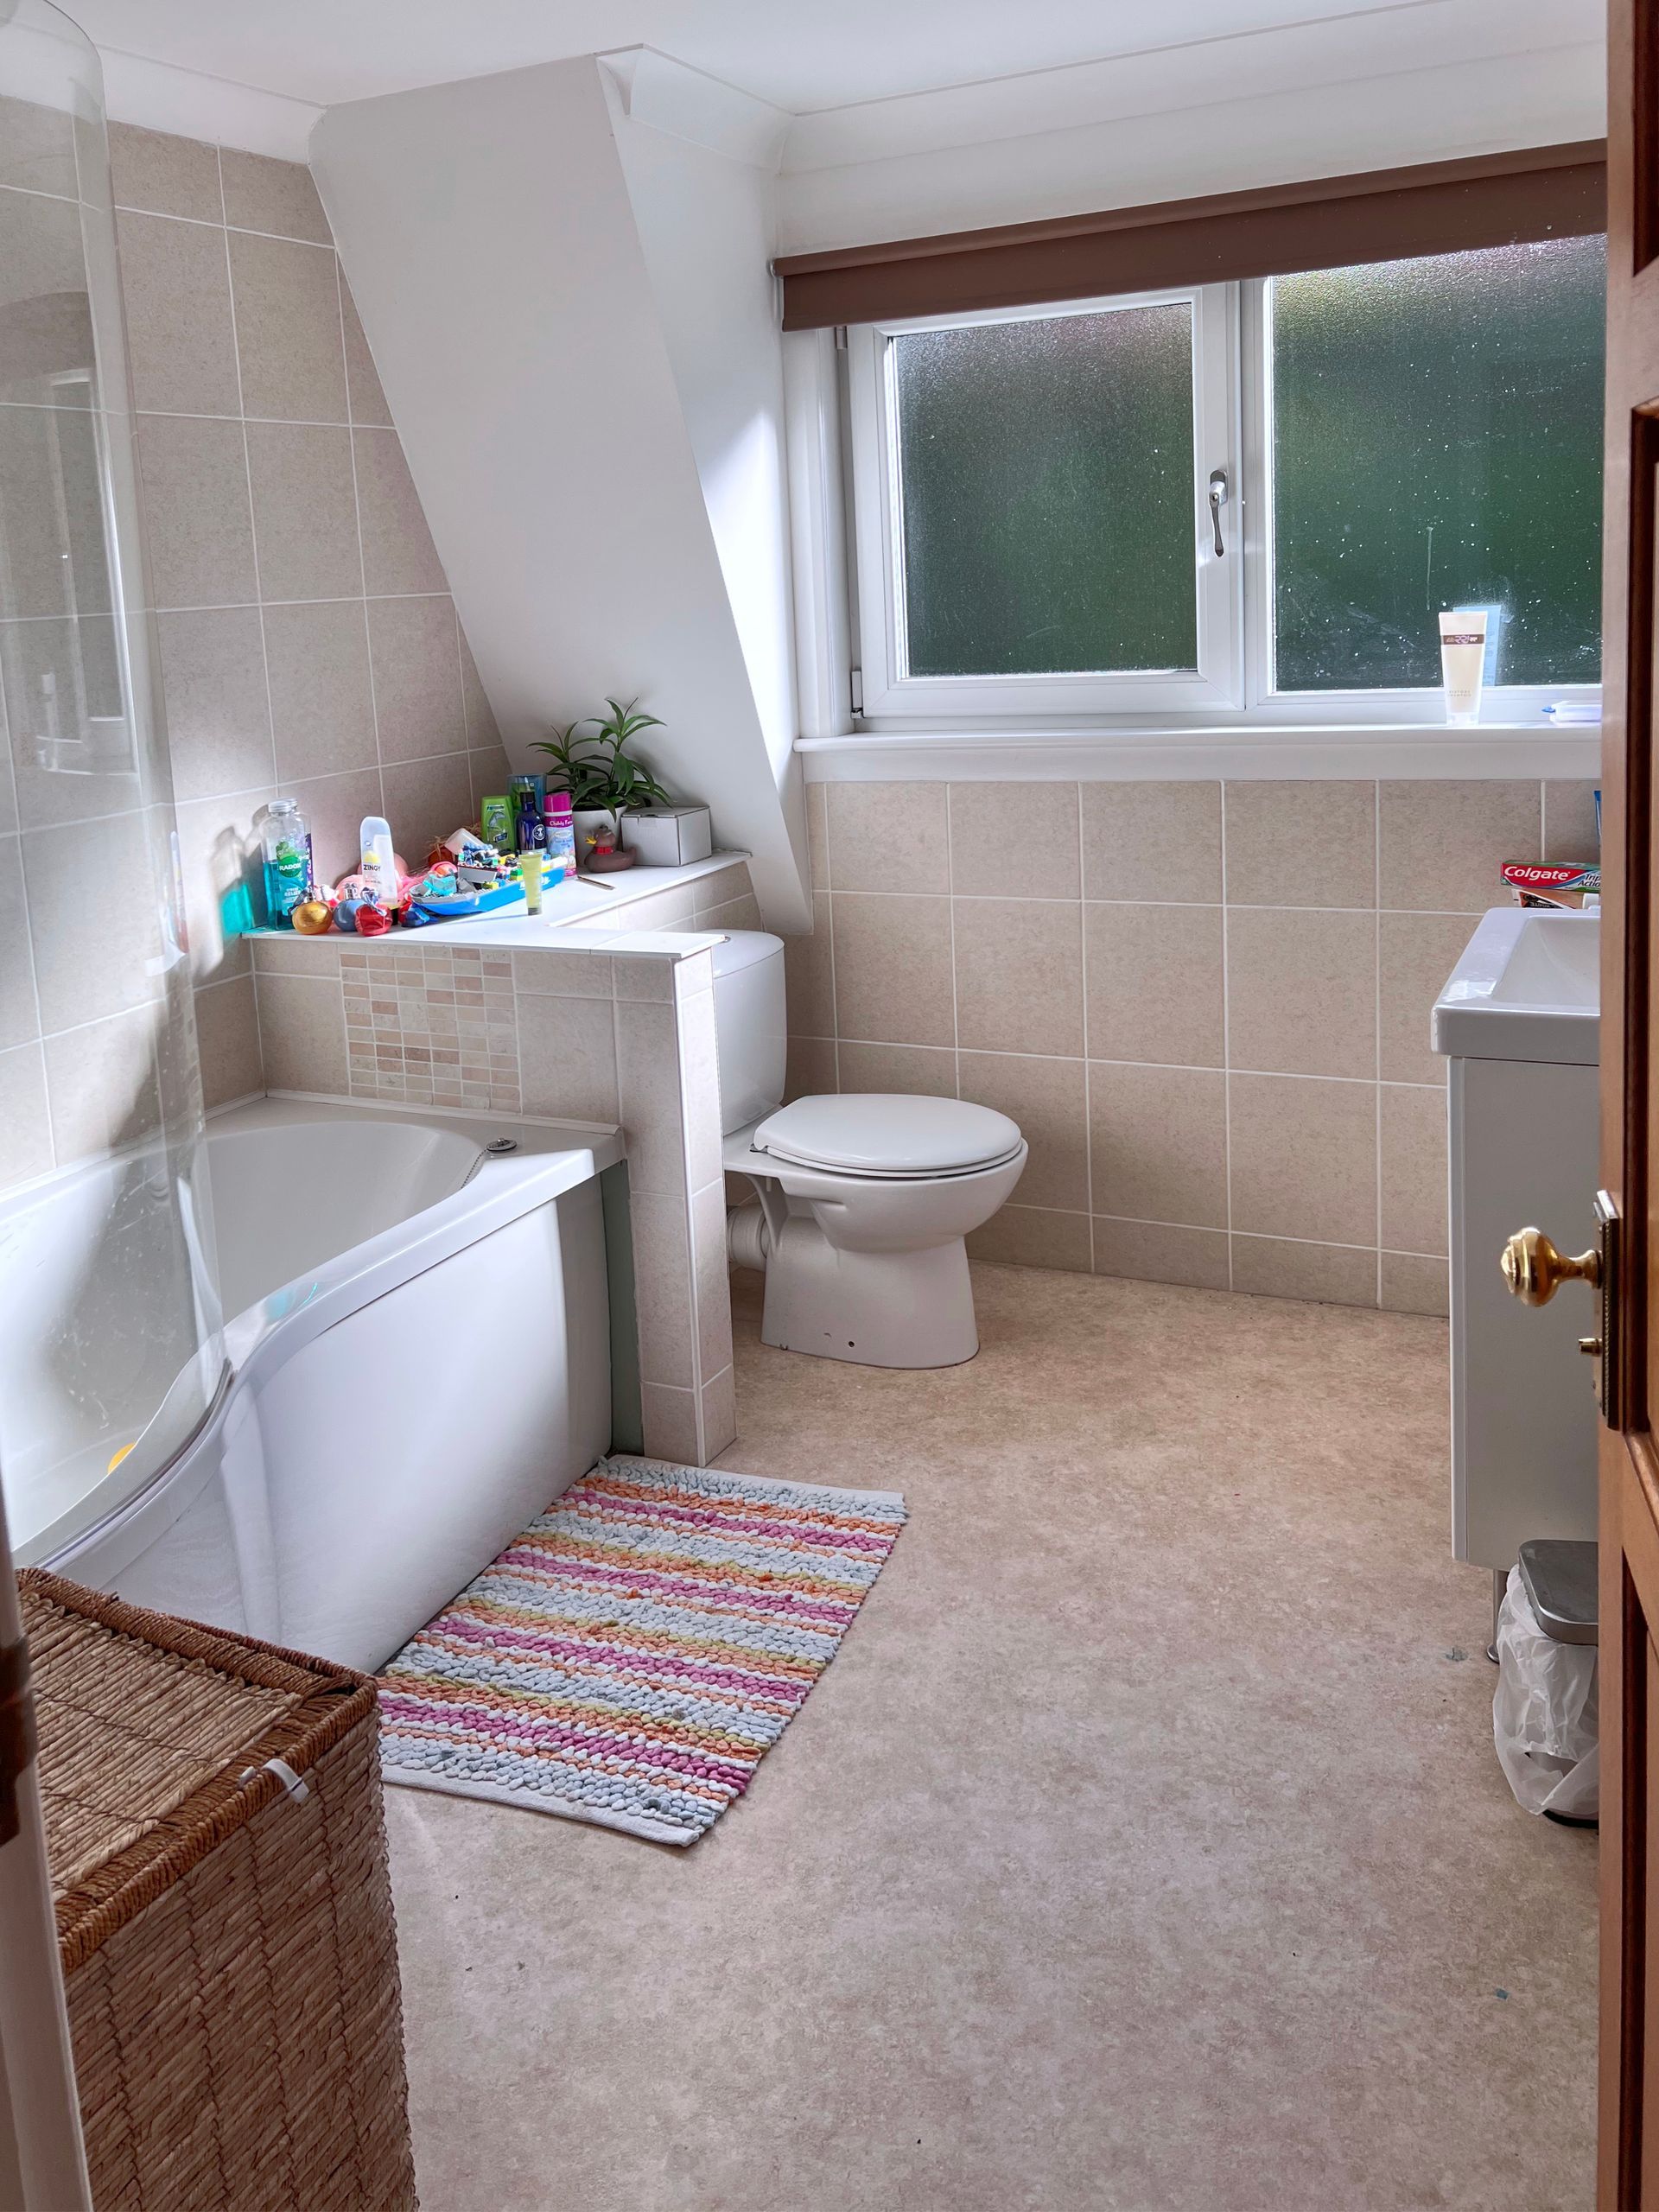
[796,727,1602,784]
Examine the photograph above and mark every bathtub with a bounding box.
[30,1097,621,1672]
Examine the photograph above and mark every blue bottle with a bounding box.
[261,798,313,928]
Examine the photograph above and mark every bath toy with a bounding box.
[354,903,392,937]
[291,897,334,935]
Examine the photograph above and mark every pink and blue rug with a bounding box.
[377,1456,906,1845]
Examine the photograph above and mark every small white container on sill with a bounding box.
[621,806,713,867]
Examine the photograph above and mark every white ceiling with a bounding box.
[60,0,1597,119]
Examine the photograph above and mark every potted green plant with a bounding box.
[532,698,675,858]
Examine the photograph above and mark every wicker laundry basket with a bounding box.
[21,1569,418,2212]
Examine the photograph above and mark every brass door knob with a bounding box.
[1500,1225,1602,1306]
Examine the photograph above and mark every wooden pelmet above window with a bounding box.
[773,142,1608,331]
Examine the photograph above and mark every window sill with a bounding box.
[794,721,1603,783]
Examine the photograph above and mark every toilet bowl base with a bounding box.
[760,1215,978,1369]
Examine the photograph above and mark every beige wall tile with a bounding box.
[783,896,835,1038]
[1378,780,1540,912]
[677,988,724,1196]
[691,1178,734,1389]
[1228,1072,1377,1246]
[954,899,1083,1057]
[826,780,948,893]
[264,600,376,781]
[175,786,270,982]
[805,781,829,889]
[1230,1236,1376,1307]
[836,1040,955,1096]
[698,1365,737,1462]
[1091,1216,1230,1290]
[0,192,86,409]
[353,428,448,594]
[612,952,677,1000]
[135,414,257,608]
[1223,780,1376,907]
[958,1051,1087,1211]
[616,999,686,1195]
[1225,907,1376,1080]
[641,1382,701,1464]
[245,422,361,601]
[631,1191,694,1389]
[0,840,37,1049]
[468,747,512,817]
[367,597,465,763]
[784,1035,836,1103]
[156,607,273,801]
[511,949,613,998]
[1088,1061,1228,1228]
[2,618,139,830]
[219,150,331,245]
[288,766,382,887]
[1379,912,1474,1085]
[115,210,239,416]
[0,94,76,196]
[1081,781,1220,903]
[194,976,263,1107]
[458,632,499,746]
[950,781,1079,898]
[831,893,954,1046]
[0,1042,52,1185]
[1083,901,1224,1068]
[518,995,619,1122]
[967,1203,1092,1273]
[43,1004,164,1164]
[1379,1083,1448,1257]
[0,407,91,622]
[340,281,393,428]
[109,123,223,222]
[255,970,346,1092]
[1380,1252,1450,1318]
[1542,780,1601,864]
[25,812,165,1031]
[228,230,347,422]
[381,753,473,864]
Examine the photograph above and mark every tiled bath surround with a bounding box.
[786,776,1603,1315]
[249,860,759,1464]
[105,124,505,1118]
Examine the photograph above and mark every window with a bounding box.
[842,237,1605,725]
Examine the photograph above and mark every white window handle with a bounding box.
[1207,469,1229,558]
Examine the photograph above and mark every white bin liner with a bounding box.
[1492,1564,1599,1821]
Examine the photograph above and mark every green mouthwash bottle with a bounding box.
[261,798,313,928]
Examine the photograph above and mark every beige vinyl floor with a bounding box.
[385,1262,1598,2212]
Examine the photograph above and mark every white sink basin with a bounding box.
[1433,906,1599,1065]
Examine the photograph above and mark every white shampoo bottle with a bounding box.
[1438,608,1490,726]
[359,814,398,906]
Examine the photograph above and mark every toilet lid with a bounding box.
[751,1093,1023,1179]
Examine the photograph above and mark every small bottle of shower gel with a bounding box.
[543,791,577,882]
[359,814,399,910]
[261,798,313,928]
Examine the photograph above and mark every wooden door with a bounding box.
[1599,2,1659,2199]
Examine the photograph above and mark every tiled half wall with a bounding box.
[249,861,757,1465]
[786,777,1603,1317]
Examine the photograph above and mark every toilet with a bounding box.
[712,932,1027,1368]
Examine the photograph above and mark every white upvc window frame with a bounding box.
[846,286,1243,722]
[824,268,1602,740]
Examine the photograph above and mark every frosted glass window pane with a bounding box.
[1270,238,1605,690]
[891,303,1198,678]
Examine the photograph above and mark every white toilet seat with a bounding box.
[749,1093,1022,1180]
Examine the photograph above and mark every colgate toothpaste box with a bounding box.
[1500,862,1601,912]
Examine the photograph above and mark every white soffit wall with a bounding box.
[310,55,810,928]
[98,47,321,158]
[774,0,1606,250]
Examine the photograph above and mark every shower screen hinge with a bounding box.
[849,667,864,715]
[833,324,849,350]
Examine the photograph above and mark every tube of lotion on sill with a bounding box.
[1439,608,1489,726]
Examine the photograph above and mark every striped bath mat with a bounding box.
[377,1457,906,1846]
